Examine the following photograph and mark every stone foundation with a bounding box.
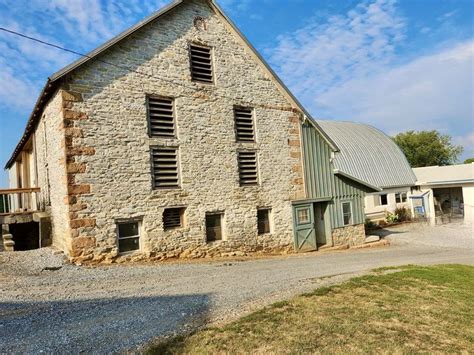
[332,224,366,247]
[71,239,294,264]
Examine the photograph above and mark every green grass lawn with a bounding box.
[148,264,474,354]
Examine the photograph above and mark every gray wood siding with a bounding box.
[301,123,366,228]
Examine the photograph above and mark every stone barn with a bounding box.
[2,0,378,262]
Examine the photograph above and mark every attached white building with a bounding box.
[412,164,474,225]
[316,120,417,222]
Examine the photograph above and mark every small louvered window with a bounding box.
[163,207,185,230]
[238,151,258,186]
[234,107,255,142]
[151,147,180,189]
[147,97,175,137]
[189,44,213,84]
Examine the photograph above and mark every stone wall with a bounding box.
[50,0,305,261]
[34,90,71,252]
[332,224,366,247]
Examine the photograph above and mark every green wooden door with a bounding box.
[294,204,317,252]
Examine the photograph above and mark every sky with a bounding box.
[0,0,473,187]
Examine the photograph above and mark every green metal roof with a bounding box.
[317,120,417,189]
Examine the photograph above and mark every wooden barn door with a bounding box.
[293,204,317,252]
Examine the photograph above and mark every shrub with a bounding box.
[365,219,378,231]
[386,212,400,224]
[394,207,411,222]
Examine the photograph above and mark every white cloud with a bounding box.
[45,0,170,46]
[454,132,474,158]
[0,62,37,109]
[314,41,474,135]
[268,0,473,154]
[270,0,405,104]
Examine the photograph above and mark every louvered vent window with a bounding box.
[189,45,213,84]
[234,107,255,142]
[147,97,175,137]
[163,207,185,230]
[151,147,180,189]
[238,151,259,186]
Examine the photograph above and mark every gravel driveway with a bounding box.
[1,223,472,353]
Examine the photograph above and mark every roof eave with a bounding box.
[5,0,340,169]
[333,169,382,192]
[208,1,339,152]
[417,179,474,186]
[49,0,184,81]
[4,79,55,169]
[5,0,185,170]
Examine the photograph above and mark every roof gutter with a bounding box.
[416,179,474,186]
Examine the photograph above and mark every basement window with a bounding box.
[117,221,140,253]
[234,107,255,142]
[163,207,185,230]
[151,147,180,189]
[257,208,271,235]
[342,201,353,226]
[189,44,214,84]
[147,96,176,137]
[238,150,259,186]
[206,213,223,242]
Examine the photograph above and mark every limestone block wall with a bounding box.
[332,224,366,247]
[54,0,304,260]
[33,90,71,252]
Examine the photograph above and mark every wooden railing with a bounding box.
[0,188,41,215]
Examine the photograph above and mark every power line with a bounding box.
[0,27,91,58]
[0,26,295,112]
[0,26,204,95]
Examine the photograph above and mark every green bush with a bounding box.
[386,212,400,224]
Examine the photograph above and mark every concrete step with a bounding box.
[365,235,381,243]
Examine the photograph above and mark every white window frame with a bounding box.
[116,220,141,254]
[379,194,388,206]
[341,200,353,226]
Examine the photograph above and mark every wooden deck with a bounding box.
[0,187,41,216]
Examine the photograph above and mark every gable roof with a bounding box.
[5,0,337,169]
[316,120,417,189]
[413,163,474,185]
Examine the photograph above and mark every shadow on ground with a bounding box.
[0,293,211,353]
[366,228,404,238]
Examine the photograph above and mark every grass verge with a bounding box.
[148,264,474,354]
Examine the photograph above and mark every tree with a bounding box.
[393,130,463,168]
[464,158,474,164]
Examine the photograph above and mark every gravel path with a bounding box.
[0,223,472,353]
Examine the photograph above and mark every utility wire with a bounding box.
[0,26,296,112]
[0,27,91,58]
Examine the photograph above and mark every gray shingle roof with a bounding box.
[317,120,417,189]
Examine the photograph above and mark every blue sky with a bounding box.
[0,0,473,187]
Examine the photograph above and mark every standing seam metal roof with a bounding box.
[316,120,417,189]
